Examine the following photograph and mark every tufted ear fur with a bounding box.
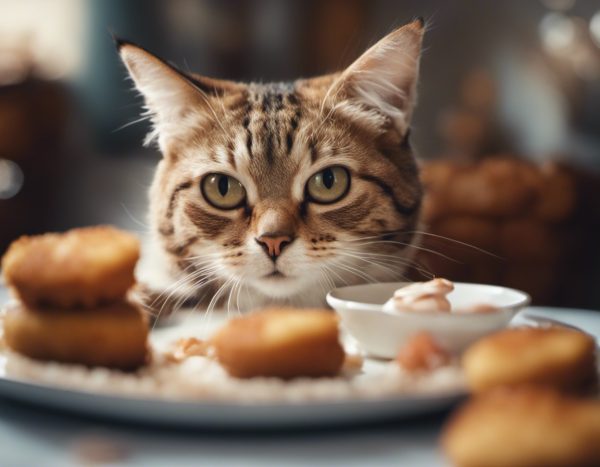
[327,19,425,136]
[116,39,242,148]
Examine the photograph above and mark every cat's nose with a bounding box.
[255,233,293,260]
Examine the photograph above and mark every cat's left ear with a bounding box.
[330,18,425,136]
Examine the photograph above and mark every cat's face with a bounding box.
[119,20,424,306]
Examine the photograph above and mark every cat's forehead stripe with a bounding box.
[234,83,307,198]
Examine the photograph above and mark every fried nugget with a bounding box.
[212,308,345,379]
[2,226,139,308]
[442,388,600,467]
[463,327,597,394]
[3,301,148,370]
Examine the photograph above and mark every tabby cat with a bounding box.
[118,18,425,314]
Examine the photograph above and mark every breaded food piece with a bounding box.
[442,388,600,467]
[2,226,139,308]
[3,301,148,370]
[463,327,597,394]
[396,332,450,372]
[212,308,345,379]
[165,337,212,363]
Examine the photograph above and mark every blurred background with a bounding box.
[1,0,599,308]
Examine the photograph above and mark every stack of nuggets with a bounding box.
[442,326,600,467]
[1,226,148,370]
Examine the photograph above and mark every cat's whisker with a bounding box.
[186,252,226,263]
[226,275,243,317]
[112,114,152,133]
[404,230,503,259]
[234,275,245,315]
[333,246,435,278]
[320,263,348,291]
[331,259,380,284]
[206,276,235,317]
[150,268,220,329]
[120,204,152,232]
[147,258,221,322]
[314,269,330,301]
[347,239,459,263]
[318,264,337,292]
[337,251,404,279]
[148,269,196,311]
[346,229,499,261]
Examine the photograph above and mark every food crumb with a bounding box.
[70,434,128,465]
[165,337,212,363]
[396,332,450,372]
[342,353,364,372]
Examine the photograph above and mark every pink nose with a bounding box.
[256,234,293,260]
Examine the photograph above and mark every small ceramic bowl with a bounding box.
[327,282,530,358]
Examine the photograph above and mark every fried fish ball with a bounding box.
[212,308,345,379]
[463,327,597,394]
[2,226,139,308]
[3,301,148,370]
[442,388,600,467]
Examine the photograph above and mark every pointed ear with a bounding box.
[116,39,243,146]
[117,40,203,132]
[329,19,425,136]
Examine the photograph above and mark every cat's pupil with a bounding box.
[218,176,229,196]
[322,169,334,189]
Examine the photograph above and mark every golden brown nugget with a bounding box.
[3,301,148,370]
[213,308,345,379]
[442,388,600,467]
[2,226,139,308]
[463,327,597,394]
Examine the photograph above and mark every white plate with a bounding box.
[0,298,596,428]
[327,282,530,358]
[0,370,462,429]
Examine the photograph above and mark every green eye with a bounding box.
[306,166,350,204]
[201,173,246,209]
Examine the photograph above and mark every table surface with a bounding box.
[0,285,597,467]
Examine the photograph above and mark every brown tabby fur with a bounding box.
[119,19,425,314]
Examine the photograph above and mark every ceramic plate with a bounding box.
[0,281,597,429]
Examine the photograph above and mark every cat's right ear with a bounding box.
[116,39,243,147]
[116,39,206,144]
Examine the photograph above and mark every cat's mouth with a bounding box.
[264,270,287,279]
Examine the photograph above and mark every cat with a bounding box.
[117,18,425,315]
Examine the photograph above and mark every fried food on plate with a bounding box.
[212,307,345,378]
[2,226,139,308]
[442,387,600,467]
[463,326,597,394]
[3,301,148,370]
[396,332,450,372]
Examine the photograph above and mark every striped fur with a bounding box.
[119,19,425,312]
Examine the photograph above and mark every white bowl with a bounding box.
[327,282,530,358]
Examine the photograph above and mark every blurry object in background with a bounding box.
[0,0,85,81]
[437,69,512,161]
[416,157,600,308]
[0,52,70,255]
[539,11,600,81]
[0,159,24,200]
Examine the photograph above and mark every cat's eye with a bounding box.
[306,166,350,204]
[201,173,246,209]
